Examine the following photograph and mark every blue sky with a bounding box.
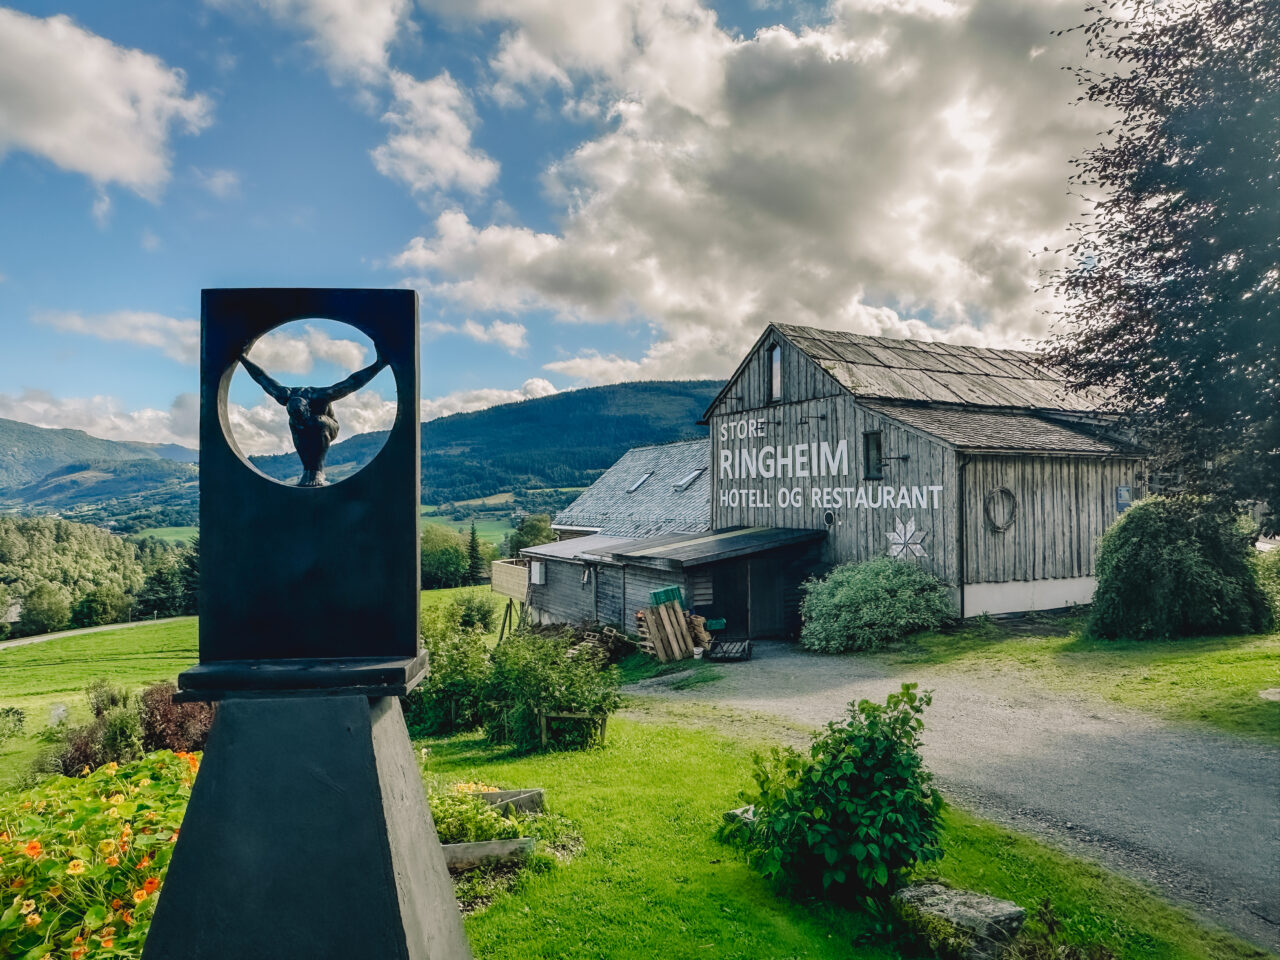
[0,0,1103,452]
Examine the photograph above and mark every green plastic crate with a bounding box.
[704,618,726,631]
[649,586,684,606]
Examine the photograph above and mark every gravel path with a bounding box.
[0,617,191,652]
[627,641,1280,952]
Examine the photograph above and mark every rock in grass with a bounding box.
[892,883,1026,960]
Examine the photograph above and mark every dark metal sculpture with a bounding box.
[239,351,388,486]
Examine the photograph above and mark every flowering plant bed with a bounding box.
[0,751,196,959]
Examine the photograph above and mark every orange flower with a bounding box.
[23,912,40,928]
[66,859,87,875]
[136,856,151,870]
[71,948,86,960]
[132,889,147,903]
[105,855,119,866]
[111,899,123,910]
[0,831,9,842]
[120,824,132,838]
[9,877,25,889]
[101,939,114,949]
[143,877,159,894]
[121,910,134,926]
[23,840,42,858]
[80,765,91,776]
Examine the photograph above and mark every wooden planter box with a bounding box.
[441,837,535,874]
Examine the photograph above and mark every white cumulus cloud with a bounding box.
[0,9,212,197]
[192,167,241,198]
[372,71,500,197]
[399,0,1106,382]
[424,317,528,353]
[0,389,201,448]
[419,378,557,421]
[207,0,411,86]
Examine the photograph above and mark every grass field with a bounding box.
[127,525,198,545]
[0,619,198,787]
[894,618,1280,744]
[425,720,1265,960]
[421,512,513,547]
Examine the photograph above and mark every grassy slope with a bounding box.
[421,513,513,547]
[128,525,198,545]
[892,619,1280,744]
[0,619,198,787]
[424,720,1265,960]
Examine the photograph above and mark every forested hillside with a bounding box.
[254,379,722,502]
[0,418,196,490]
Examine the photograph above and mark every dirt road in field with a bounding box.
[626,642,1280,952]
[0,617,190,652]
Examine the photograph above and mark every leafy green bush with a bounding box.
[71,586,132,628]
[17,582,72,637]
[87,679,130,718]
[404,630,492,737]
[480,633,621,752]
[0,707,24,745]
[451,591,497,632]
[1091,496,1272,640]
[428,792,523,844]
[799,558,956,653]
[734,684,944,900]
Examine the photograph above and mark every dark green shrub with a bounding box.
[1091,496,1272,640]
[735,684,944,900]
[421,525,470,589]
[451,590,497,631]
[1252,547,1280,623]
[404,630,492,737]
[139,681,216,752]
[799,558,956,652]
[480,633,621,752]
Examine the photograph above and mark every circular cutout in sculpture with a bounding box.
[224,319,397,487]
[983,486,1018,533]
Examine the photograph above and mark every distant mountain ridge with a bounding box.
[253,379,723,502]
[0,380,723,523]
[0,417,197,490]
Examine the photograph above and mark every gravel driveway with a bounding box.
[627,641,1280,952]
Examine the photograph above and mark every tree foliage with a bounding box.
[420,525,470,590]
[506,514,555,557]
[1091,496,1271,639]
[1049,1,1280,531]
[466,523,486,584]
[0,516,145,605]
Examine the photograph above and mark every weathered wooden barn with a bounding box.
[495,322,1144,637]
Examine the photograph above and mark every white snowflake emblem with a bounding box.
[886,518,928,558]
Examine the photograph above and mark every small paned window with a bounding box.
[767,343,782,402]
[627,472,653,494]
[863,431,884,480]
[674,468,705,492]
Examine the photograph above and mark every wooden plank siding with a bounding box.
[710,390,960,587]
[961,455,1145,583]
[526,559,595,624]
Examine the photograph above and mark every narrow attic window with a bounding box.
[627,472,653,494]
[767,343,782,402]
[673,467,704,492]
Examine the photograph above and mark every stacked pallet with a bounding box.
[635,600,699,663]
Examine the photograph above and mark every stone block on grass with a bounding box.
[892,883,1026,960]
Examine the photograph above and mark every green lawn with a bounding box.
[424,719,1265,960]
[892,619,1280,744]
[127,525,198,545]
[421,512,513,547]
[0,619,199,788]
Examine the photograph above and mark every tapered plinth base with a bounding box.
[142,695,472,960]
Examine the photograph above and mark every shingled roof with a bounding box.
[862,401,1129,455]
[768,323,1108,413]
[553,438,711,539]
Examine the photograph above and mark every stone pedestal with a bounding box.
[142,695,472,960]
